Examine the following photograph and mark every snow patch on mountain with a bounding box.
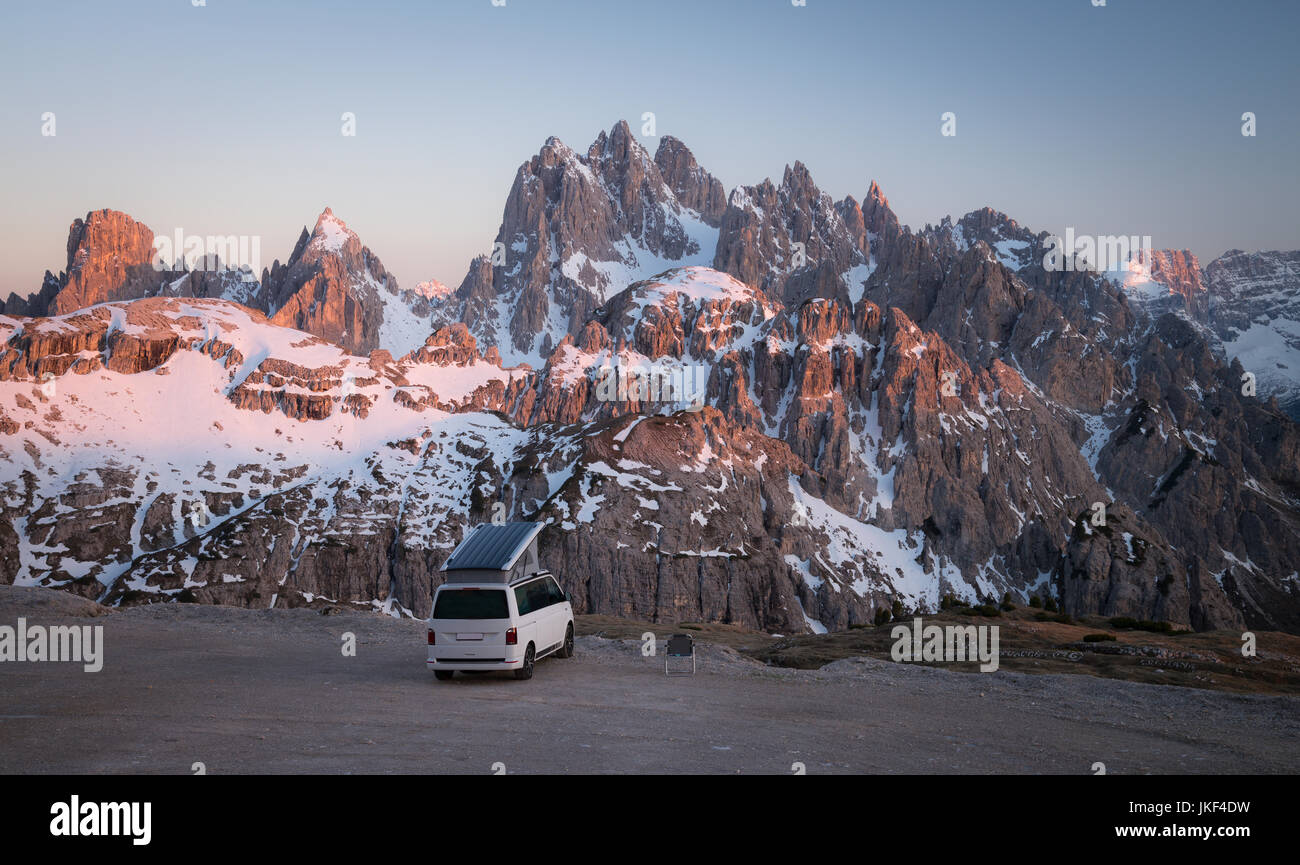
[311,209,351,254]
[787,474,943,611]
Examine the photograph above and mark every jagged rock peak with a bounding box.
[305,207,361,257]
[862,180,900,239]
[440,120,726,367]
[654,135,727,227]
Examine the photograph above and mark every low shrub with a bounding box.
[1109,617,1174,634]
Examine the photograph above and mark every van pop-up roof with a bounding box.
[440,521,544,584]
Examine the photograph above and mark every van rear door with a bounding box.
[431,588,511,657]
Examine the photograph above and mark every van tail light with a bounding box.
[427,630,435,645]
[506,627,517,645]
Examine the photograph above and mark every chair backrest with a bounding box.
[666,633,694,656]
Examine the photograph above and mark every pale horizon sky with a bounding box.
[1,0,1297,299]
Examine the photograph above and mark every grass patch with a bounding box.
[1108,616,1181,634]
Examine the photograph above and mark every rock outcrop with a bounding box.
[3,210,163,317]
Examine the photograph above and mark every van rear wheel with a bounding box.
[557,623,575,658]
[433,670,454,681]
[514,644,535,680]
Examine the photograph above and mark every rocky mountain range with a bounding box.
[3,120,1299,635]
[1,207,439,358]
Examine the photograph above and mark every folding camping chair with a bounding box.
[664,633,695,676]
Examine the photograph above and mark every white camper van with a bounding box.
[427,522,574,681]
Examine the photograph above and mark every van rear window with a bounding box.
[433,589,508,620]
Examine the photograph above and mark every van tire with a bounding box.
[433,670,454,681]
[557,623,575,658]
[514,644,535,680]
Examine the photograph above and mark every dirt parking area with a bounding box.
[1,588,1297,774]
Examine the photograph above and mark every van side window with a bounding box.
[526,579,552,612]
[514,584,532,616]
[546,577,566,605]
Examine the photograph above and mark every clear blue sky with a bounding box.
[1,0,1296,297]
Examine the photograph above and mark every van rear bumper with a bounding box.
[427,652,522,672]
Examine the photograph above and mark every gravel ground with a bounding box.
[1,587,1297,774]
